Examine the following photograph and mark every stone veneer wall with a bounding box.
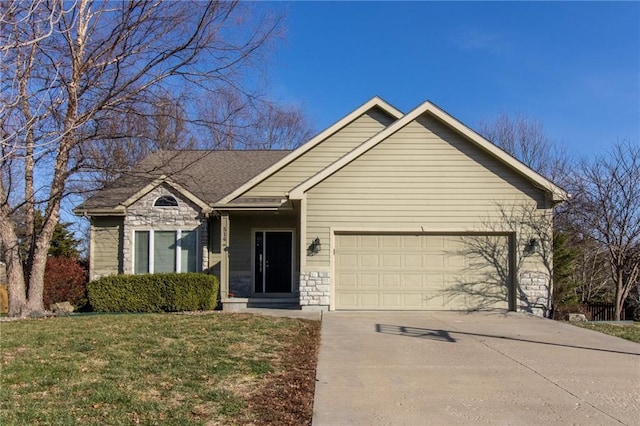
[122,184,208,273]
[519,271,551,317]
[299,271,330,310]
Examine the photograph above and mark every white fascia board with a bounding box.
[289,100,568,202]
[216,96,403,205]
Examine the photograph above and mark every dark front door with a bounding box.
[254,231,292,293]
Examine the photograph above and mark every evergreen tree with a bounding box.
[552,232,579,306]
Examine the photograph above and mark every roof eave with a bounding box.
[210,198,291,210]
[72,207,126,217]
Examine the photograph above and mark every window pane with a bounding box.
[154,195,178,207]
[180,230,198,272]
[154,231,176,273]
[134,231,149,274]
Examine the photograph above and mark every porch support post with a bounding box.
[220,211,230,299]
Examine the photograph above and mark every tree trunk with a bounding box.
[0,220,27,317]
[0,179,27,317]
[615,285,623,321]
[614,268,624,321]
[25,253,46,314]
[3,245,27,317]
[24,211,59,315]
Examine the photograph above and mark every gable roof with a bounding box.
[76,98,569,217]
[288,100,568,203]
[217,96,403,204]
[75,150,290,214]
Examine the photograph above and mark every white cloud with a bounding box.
[450,28,512,54]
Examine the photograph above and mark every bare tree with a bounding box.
[196,88,313,150]
[247,100,314,150]
[478,113,570,184]
[85,94,196,183]
[0,0,281,317]
[568,141,640,320]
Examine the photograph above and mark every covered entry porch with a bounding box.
[209,206,301,310]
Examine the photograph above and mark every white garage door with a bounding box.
[335,234,511,310]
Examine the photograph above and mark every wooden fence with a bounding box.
[585,303,627,321]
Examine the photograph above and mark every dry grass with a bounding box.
[0,312,320,425]
[573,321,640,343]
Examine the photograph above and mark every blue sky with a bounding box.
[264,1,639,158]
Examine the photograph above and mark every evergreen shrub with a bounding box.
[88,273,218,313]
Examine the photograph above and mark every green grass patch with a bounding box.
[574,322,640,343]
[0,313,320,425]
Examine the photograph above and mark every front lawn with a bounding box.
[0,313,320,425]
[574,322,640,343]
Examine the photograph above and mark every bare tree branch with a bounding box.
[566,140,640,320]
[0,0,289,317]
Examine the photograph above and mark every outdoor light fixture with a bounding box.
[308,237,322,255]
[525,238,538,253]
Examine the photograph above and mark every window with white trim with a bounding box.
[133,229,198,273]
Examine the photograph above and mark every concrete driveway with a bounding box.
[312,311,640,425]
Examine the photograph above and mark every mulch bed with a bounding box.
[245,320,321,425]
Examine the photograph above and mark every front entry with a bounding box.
[254,231,293,293]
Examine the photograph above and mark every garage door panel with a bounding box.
[382,274,401,288]
[360,254,379,267]
[336,292,358,309]
[360,235,379,248]
[403,273,422,289]
[360,273,379,288]
[336,253,358,268]
[426,274,444,287]
[382,254,402,267]
[335,234,510,310]
[425,294,446,309]
[360,293,380,308]
[402,294,424,308]
[381,293,402,308]
[403,236,422,248]
[446,254,466,268]
[404,254,422,268]
[443,292,467,310]
[426,254,445,268]
[337,235,358,248]
[426,235,445,249]
[336,272,357,288]
[382,235,401,248]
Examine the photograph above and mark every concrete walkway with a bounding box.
[235,307,322,321]
[313,311,640,425]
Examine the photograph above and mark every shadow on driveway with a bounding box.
[376,323,640,356]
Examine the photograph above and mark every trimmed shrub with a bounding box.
[87,273,219,313]
[44,256,88,310]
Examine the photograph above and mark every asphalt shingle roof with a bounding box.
[77,150,291,211]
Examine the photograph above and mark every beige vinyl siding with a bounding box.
[90,217,123,279]
[305,113,548,268]
[243,108,396,197]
